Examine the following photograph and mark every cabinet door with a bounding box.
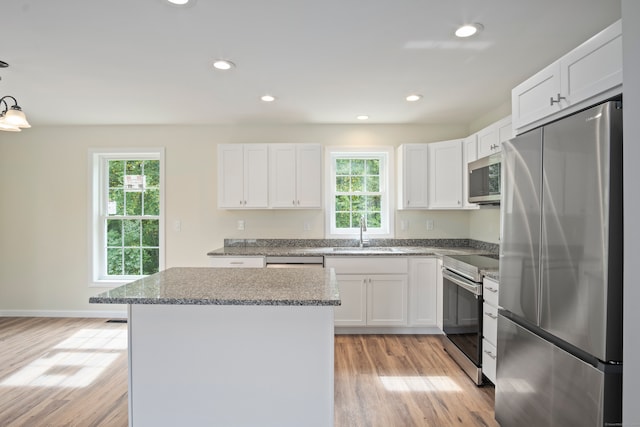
[463,135,478,209]
[497,116,513,145]
[408,258,438,326]
[560,20,622,108]
[398,144,429,208]
[428,139,463,208]
[333,274,367,326]
[269,144,298,208]
[296,144,322,208]
[511,61,562,131]
[436,259,444,330]
[243,144,269,208]
[367,275,408,326]
[477,124,499,159]
[218,144,245,208]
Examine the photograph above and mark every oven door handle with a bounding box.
[442,270,483,296]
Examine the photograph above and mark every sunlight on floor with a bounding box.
[0,328,127,388]
[379,375,463,392]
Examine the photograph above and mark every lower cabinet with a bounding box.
[326,257,408,327]
[482,276,500,383]
[327,256,438,329]
[209,256,265,268]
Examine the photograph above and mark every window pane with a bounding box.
[142,249,159,275]
[352,159,365,175]
[107,248,123,275]
[109,160,124,187]
[107,219,122,246]
[335,195,350,212]
[336,176,350,192]
[352,195,365,211]
[366,159,380,175]
[126,191,142,215]
[144,160,160,186]
[126,160,143,177]
[144,189,160,216]
[123,220,141,246]
[124,248,141,275]
[351,176,364,192]
[336,159,350,175]
[108,189,124,216]
[367,212,381,228]
[142,220,159,247]
[367,195,381,211]
[351,212,365,227]
[365,176,380,192]
[336,212,351,228]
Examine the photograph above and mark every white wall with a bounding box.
[468,208,501,244]
[0,122,480,315]
[621,2,640,424]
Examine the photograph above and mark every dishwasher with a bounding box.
[265,256,324,268]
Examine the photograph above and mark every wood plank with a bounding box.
[0,318,497,426]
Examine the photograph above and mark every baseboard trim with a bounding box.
[335,326,443,335]
[0,310,128,319]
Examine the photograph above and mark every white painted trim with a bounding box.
[0,310,128,319]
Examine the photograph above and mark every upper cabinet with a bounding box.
[428,139,463,209]
[397,144,429,209]
[218,144,269,209]
[269,144,322,208]
[477,116,512,158]
[512,20,622,133]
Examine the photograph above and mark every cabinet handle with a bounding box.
[485,287,498,293]
[484,349,497,360]
[230,262,244,265]
[484,311,498,320]
[240,200,243,205]
[549,93,567,105]
[297,200,300,205]
[407,200,410,205]
[293,200,296,205]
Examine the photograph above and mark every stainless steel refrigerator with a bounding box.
[496,100,623,426]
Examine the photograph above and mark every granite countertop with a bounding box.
[207,246,494,257]
[89,267,341,306]
[484,270,500,282]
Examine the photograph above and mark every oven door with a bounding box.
[442,269,483,366]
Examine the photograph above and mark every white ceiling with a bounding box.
[0,0,621,127]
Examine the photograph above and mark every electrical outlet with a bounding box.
[173,220,182,232]
[426,219,434,230]
[237,220,245,231]
[304,222,311,231]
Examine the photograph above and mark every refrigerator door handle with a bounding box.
[442,270,482,296]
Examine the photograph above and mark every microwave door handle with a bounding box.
[442,270,482,296]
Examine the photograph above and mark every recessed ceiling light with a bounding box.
[167,0,190,4]
[455,23,484,38]
[213,59,235,70]
[261,95,276,102]
[406,94,422,102]
[357,115,369,120]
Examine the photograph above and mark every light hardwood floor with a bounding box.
[0,318,498,427]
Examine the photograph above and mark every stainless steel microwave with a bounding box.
[468,153,501,205]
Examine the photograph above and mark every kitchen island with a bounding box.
[90,267,340,427]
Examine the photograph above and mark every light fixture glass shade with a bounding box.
[4,108,31,128]
[0,117,21,132]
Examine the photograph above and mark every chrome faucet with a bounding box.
[359,215,370,248]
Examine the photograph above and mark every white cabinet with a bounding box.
[209,256,265,268]
[428,139,463,209]
[512,20,622,132]
[397,144,429,209]
[218,144,269,209]
[482,276,500,384]
[269,144,322,208]
[477,116,512,158]
[326,257,408,327]
[408,257,438,326]
[462,135,478,209]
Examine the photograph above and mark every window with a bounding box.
[89,148,165,286]
[326,147,394,238]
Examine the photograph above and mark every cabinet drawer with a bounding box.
[209,256,265,268]
[483,303,498,346]
[483,277,499,308]
[324,257,408,275]
[482,339,497,384]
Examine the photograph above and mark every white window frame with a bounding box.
[88,148,165,287]
[325,146,395,238]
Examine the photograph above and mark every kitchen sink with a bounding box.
[331,247,400,252]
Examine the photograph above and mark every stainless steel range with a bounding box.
[442,254,498,385]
